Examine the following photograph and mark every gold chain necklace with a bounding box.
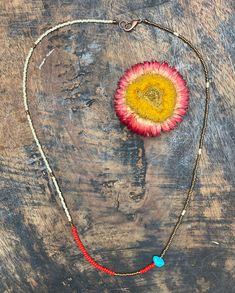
[23,18,210,277]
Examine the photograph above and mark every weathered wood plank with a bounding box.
[0,0,234,292]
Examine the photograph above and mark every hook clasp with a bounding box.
[118,19,143,32]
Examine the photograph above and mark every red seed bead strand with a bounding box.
[71,224,115,275]
[138,263,156,274]
[71,223,155,276]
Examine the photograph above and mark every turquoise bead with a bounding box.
[153,256,165,268]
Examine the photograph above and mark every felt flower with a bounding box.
[114,61,189,137]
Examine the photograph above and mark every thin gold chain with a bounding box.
[22,18,210,275]
[142,19,210,257]
[113,19,211,273]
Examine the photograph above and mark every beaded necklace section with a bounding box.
[23,18,210,277]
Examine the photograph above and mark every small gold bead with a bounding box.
[49,172,54,177]
[181,210,186,216]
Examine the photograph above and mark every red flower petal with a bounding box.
[114,61,190,137]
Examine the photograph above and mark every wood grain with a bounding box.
[0,0,234,292]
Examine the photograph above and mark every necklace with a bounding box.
[23,18,210,277]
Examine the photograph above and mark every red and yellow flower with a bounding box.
[114,61,189,136]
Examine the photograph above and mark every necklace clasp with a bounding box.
[118,19,143,32]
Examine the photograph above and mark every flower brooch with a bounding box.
[114,61,189,137]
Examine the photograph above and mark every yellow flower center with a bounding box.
[125,73,177,122]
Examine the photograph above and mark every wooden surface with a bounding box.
[0,1,234,292]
